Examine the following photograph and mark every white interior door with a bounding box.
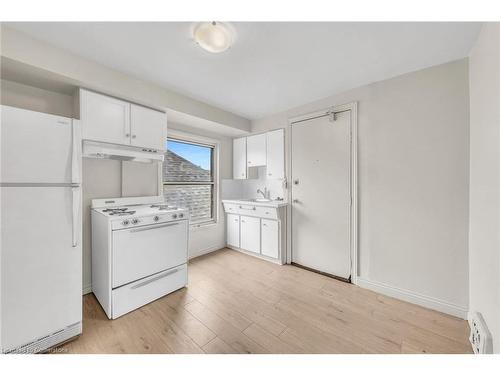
[0,187,82,351]
[291,110,351,279]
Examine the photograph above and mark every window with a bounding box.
[163,138,216,224]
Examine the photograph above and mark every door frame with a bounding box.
[286,101,358,284]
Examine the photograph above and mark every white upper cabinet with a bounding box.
[246,133,267,167]
[80,89,166,151]
[80,90,130,145]
[266,129,285,179]
[233,137,247,179]
[130,104,167,150]
[233,129,284,180]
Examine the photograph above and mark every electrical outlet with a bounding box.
[469,312,493,354]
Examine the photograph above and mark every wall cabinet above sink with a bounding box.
[233,128,284,180]
[80,89,167,151]
[246,133,266,167]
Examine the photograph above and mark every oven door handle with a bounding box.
[131,268,179,290]
[129,222,180,233]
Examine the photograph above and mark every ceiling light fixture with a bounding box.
[192,22,235,53]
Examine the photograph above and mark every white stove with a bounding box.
[91,197,189,319]
[94,203,188,229]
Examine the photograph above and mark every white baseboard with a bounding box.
[356,277,468,319]
[82,284,92,295]
[188,244,224,260]
[227,245,284,265]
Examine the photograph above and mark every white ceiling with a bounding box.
[6,22,481,120]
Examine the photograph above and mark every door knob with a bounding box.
[293,179,299,185]
[132,135,137,139]
[293,199,300,204]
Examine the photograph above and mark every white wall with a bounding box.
[221,166,286,201]
[468,23,500,352]
[0,79,73,117]
[252,59,470,317]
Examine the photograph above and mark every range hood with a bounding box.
[83,140,164,163]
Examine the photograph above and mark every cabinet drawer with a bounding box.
[223,203,239,214]
[112,264,187,319]
[254,206,278,220]
[224,202,278,219]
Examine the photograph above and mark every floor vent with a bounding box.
[4,322,81,354]
[469,312,493,354]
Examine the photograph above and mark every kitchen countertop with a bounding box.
[222,199,289,208]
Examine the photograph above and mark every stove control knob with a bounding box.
[153,215,160,222]
[122,220,130,226]
[131,218,139,225]
[172,214,178,219]
[179,213,184,218]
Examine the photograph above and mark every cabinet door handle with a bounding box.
[125,133,130,137]
[239,206,256,210]
[132,134,137,139]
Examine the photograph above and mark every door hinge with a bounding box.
[327,110,336,122]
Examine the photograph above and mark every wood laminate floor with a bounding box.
[58,248,472,354]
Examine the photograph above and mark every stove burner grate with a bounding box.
[150,204,178,211]
[103,207,136,216]
[109,211,136,216]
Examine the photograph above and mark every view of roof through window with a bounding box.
[163,139,214,223]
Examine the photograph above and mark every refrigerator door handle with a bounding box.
[71,120,81,184]
[72,186,81,247]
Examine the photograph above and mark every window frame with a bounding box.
[163,130,219,228]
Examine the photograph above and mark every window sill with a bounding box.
[190,220,218,230]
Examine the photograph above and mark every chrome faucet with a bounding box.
[257,188,269,199]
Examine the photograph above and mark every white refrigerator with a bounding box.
[0,105,82,353]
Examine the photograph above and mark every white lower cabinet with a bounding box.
[223,201,286,264]
[261,219,279,258]
[240,216,261,254]
[227,214,240,248]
